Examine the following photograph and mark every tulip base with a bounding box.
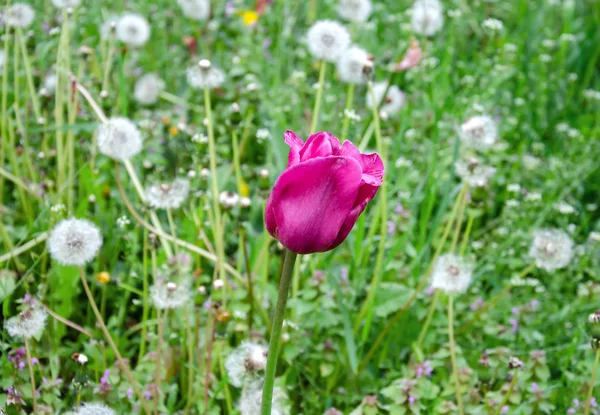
[261,249,298,415]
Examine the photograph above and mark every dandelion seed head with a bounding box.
[337,0,372,23]
[6,3,35,28]
[48,219,103,266]
[337,46,371,85]
[455,158,496,187]
[366,82,406,115]
[70,402,116,415]
[100,15,119,40]
[225,342,268,387]
[145,178,190,210]
[116,13,151,47]
[219,191,240,209]
[239,380,287,415]
[411,1,444,37]
[52,0,81,8]
[306,20,350,62]
[530,228,574,272]
[150,280,190,310]
[97,117,143,161]
[177,0,210,20]
[5,306,47,339]
[186,62,225,89]
[459,115,498,151]
[431,254,474,295]
[134,73,165,105]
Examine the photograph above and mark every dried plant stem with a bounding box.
[0,231,48,263]
[39,302,93,337]
[584,349,600,415]
[77,268,151,415]
[24,338,38,415]
[310,60,327,133]
[261,250,298,415]
[448,296,465,415]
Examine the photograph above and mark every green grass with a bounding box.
[1,0,600,414]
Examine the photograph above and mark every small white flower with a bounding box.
[583,89,600,101]
[337,0,372,23]
[343,108,361,121]
[42,73,58,94]
[337,46,371,85]
[554,201,576,215]
[455,158,496,187]
[192,133,208,144]
[306,20,351,62]
[431,254,474,295]
[411,1,444,37]
[134,73,165,105]
[530,228,574,272]
[560,33,576,42]
[395,157,413,168]
[51,204,67,213]
[525,192,542,202]
[6,3,35,28]
[74,353,89,364]
[5,306,48,339]
[96,117,143,161]
[116,216,131,228]
[366,82,406,115]
[51,0,81,8]
[219,191,240,209]
[213,279,225,289]
[506,199,520,208]
[256,128,271,142]
[186,60,225,89]
[225,342,268,387]
[150,280,190,310]
[507,184,521,193]
[145,179,190,209]
[48,219,103,266]
[482,18,503,32]
[459,115,498,151]
[176,0,210,20]
[71,402,116,415]
[116,13,151,48]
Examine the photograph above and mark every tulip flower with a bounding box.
[265,130,384,254]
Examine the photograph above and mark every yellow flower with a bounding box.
[95,271,110,285]
[169,125,179,137]
[240,182,250,197]
[241,10,259,26]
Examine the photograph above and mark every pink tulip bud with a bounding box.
[265,130,384,254]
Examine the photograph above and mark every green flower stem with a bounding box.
[584,348,600,415]
[203,86,226,293]
[78,267,151,415]
[415,289,441,350]
[448,295,465,415]
[0,19,9,202]
[261,250,298,415]
[16,28,42,123]
[340,83,355,141]
[24,338,38,415]
[310,60,327,133]
[494,370,518,415]
[155,308,167,415]
[450,183,469,252]
[138,229,150,362]
[232,128,244,194]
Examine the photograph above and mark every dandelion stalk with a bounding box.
[203,85,227,297]
[24,338,38,415]
[261,249,298,415]
[77,267,151,415]
[584,349,600,415]
[310,60,327,133]
[0,231,48,263]
[415,289,441,349]
[16,28,42,123]
[340,83,355,141]
[494,371,518,415]
[448,295,465,415]
[155,308,167,415]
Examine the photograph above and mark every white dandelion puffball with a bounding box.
[177,0,210,20]
[366,82,406,115]
[186,63,225,89]
[337,0,372,23]
[529,228,574,272]
[71,402,116,415]
[306,20,351,62]
[5,307,48,339]
[116,13,151,48]
[48,219,103,266]
[411,1,444,37]
[145,178,190,209]
[431,254,474,295]
[225,342,268,387]
[240,381,287,415]
[337,46,371,85]
[134,73,165,105]
[455,158,496,187]
[459,115,498,151]
[150,280,190,310]
[52,0,81,8]
[96,117,143,161]
[100,15,119,40]
[6,3,35,28]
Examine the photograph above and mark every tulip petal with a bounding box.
[338,141,384,186]
[300,132,341,161]
[265,156,362,254]
[284,130,304,167]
